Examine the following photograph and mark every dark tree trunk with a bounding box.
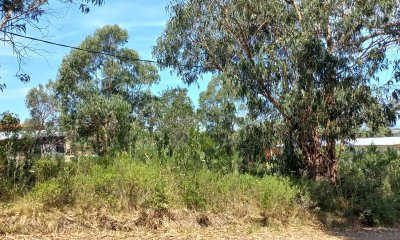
[298,126,339,184]
[300,138,338,184]
[326,139,338,185]
[299,128,325,181]
[301,146,325,181]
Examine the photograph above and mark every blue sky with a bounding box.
[1,0,398,126]
[0,0,210,120]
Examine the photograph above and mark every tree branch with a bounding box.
[285,0,302,23]
[231,16,256,67]
[0,0,49,30]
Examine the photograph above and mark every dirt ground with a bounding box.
[2,225,400,240]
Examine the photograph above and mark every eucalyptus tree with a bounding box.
[25,82,59,132]
[55,25,159,155]
[198,76,242,157]
[154,0,400,183]
[25,81,62,155]
[156,87,197,158]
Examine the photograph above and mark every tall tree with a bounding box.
[154,0,400,183]
[74,94,131,155]
[155,87,197,158]
[26,81,58,130]
[198,76,241,157]
[55,25,159,155]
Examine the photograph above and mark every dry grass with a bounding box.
[1,204,399,240]
[3,223,400,239]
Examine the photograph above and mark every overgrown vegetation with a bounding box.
[306,146,400,226]
[1,0,400,234]
[0,153,305,233]
[1,147,400,229]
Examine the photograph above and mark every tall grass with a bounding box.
[7,153,301,227]
[3,145,399,231]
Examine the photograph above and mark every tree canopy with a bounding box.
[55,25,159,155]
[154,0,400,183]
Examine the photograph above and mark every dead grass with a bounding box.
[4,224,400,240]
[0,202,300,235]
[1,206,399,240]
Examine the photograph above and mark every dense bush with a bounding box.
[29,178,72,208]
[12,153,301,225]
[307,146,400,226]
[2,145,400,227]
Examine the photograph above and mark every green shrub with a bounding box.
[32,157,63,183]
[30,178,71,208]
[68,153,173,211]
[180,175,207,210]
[308,146,400,226]
[10,153,304,226]
[151,180,170,210]
[260,176,298,211]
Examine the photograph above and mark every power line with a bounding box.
[0,30,202,68]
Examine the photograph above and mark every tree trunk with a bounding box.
[301,145,325,181]
[300,137,338,184]
[299,127,326,181]
[326,139,338,185]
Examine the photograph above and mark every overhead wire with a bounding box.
[0,30,203,68]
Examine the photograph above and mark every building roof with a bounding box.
[348,137,400,146]
[0,131,64,141]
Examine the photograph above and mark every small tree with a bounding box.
[0,112,23,183]
[25,81,60,155]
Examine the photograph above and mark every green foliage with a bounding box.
[0,112,37,192]
[32,157,64,183]
[237,121,273,173]
[355,126,393,137]
[151,180,170,210]
[179,173,208,210]
[7,148,400,226]
[25,82,59,130]
[339,146,400,225]
[55,25,159,156]
[260,176,299,222]
[307,146,400,226]
[75,94,131,155]
[30,178,72,208]
[177,169,301,217]
[198,76,242,158]
[154,0,400,182]
[5,154,300,225]
[69,153,170,210]
[155,88,196,158]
